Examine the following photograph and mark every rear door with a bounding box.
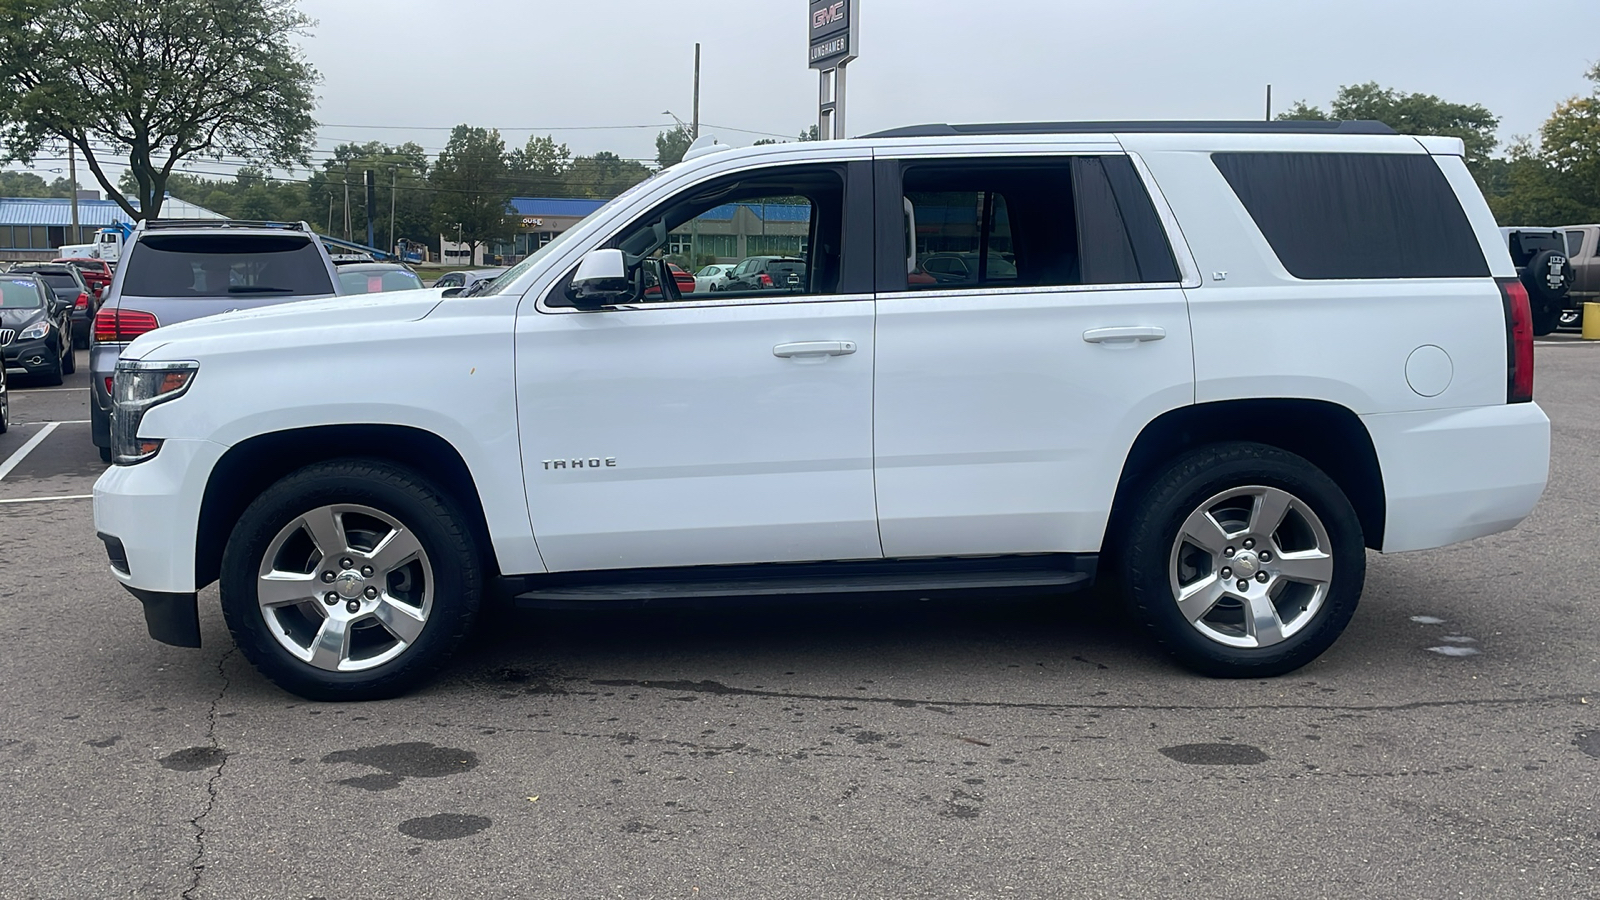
[870,147,1195,557]
[1569,228,1597,301]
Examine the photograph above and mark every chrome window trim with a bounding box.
[537,290,875,314]
[877,281,1184,301]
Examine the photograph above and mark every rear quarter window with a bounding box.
[1213,152,1489,279]
[121,234,334,298]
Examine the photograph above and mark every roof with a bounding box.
[863,120,1398,139]
[508,197,606,218]
[0,194,226,227]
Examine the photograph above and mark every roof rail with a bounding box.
[139,218,310,231]
[862,120,1398,138]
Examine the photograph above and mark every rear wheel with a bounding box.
[1116,442,1364,677]
[220,459,482,700]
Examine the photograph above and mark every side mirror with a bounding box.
[566,248,633,308]
[440,287,464,298]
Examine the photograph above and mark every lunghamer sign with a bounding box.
[808,0,854,69]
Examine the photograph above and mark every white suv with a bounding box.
[94,121,1550,700]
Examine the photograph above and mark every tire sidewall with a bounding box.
[1121,443,1365,678]
[220,460,481,701]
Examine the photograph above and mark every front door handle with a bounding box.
[773,341,857,358]
[1082,326,1167,344]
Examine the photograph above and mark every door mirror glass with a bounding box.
[566,248,633,308]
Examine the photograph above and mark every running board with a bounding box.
[508,555,1095,609]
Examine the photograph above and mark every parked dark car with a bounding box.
[919,252,1020,285]
[336,262,426,295]
[0,348,9,434]
[11,263,96,348]
[1,273,75,385]
[725,256,808,292]
[1500,228,1572,335]
[53,257,114,298]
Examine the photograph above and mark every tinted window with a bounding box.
[30,272,78,294]
[121,235,334,298]
[1213,152,1488,279]
[1567,230,1586,257]
[0,277,43,308]
[339,269,425,294]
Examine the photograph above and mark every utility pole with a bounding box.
[365,169,376,249]
[389,167,397,256]
[327,192,333,234]
[692,43,701,140]
[1266,84,1273,121]
[67,142,79,243]
[342,164,351,241]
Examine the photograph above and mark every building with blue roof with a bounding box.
[0,193,225,260]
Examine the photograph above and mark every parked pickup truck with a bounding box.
[1559,224,1600,329]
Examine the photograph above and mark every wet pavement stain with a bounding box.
[338,773,404,791]
[854,730,885,744]
[397,813,491,841]
[1577,732,1600,760]
[85,735,121,749]
[159,746,226,771]
[1159,743,1269,765]
[321,742,478,779]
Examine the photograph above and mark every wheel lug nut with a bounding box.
[323,592,338,605]
[361,565,374,577]
[1220,567,1232,579]
[1259,551,1271,562]
[1256,572,1269,583]
[340,557,354,569]
[1224,547,1235,558]
[346,600,360,613]
[321,571,335,583]
[364,586,378,599]
[1242,538,1255,550]
[1237,579,1250,591]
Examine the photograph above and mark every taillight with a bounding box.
[92,309,160,343]
[759,273,773,287]
[75,291,89,310]
[1499,278,1534,403]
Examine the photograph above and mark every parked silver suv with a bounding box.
[90,220,340,462]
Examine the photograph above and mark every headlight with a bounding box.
[111,360,198,465]
[19,321,49,340]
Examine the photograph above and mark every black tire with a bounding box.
[219,458,483,701]
[38,344,63,386]
[1531,300,1561,337]
[98,445,112,464]
[1523,249,1572,302]
[1115,441,1364,678]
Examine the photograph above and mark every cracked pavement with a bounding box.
[0,344,1596,899]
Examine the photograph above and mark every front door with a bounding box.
[516,161,881,572]
[870,151,1196,558]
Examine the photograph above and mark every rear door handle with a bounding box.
[1082,326,1167,344]
[773,341,857,358]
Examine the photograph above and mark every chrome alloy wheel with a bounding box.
[256,503,433,672]
[1167,485,1334,649]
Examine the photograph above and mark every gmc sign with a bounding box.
[808,0,854,69]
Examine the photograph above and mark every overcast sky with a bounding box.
[9,0,1600,188]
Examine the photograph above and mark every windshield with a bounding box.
[0,277,44,308]
[339,268,425,294]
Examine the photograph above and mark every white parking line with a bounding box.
[9,419,90,426]
[14,387,90,392]
[0,421,60,481]
[0,493,92,504]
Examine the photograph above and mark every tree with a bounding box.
[1279,82,1499,173]
[0,0,319,220]
[506,135,571,198]
[305,142,431,246]
[429,125,512,259]
[561,151,651,199]
[0,170,76,197]
[655,123,694,168]
[1534,63,1600,218]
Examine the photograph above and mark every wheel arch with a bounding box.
[195,424,499,589]
[1104,399,1386,552]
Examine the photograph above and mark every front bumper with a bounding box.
[94,437,227,600]
[3,337,58,375]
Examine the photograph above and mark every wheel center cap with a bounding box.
[1232,551,1261,578]
[334,570,365,600]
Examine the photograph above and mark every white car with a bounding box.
[95,121,1549,700]
[693,263,735,293]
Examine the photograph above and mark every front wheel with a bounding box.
[220,459,483,700]
[1116,442,1364,678]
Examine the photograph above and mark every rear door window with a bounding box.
[1567,230,1586,258]
[121,234,334,298]
[1213,152,1489,279]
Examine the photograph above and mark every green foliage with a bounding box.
[1279,82,1499,169]
[507,135,571,197]
[560,151,651,199]
[0,0,320,220]
[0,170,77,197]
[655,124,693,168]
[305,142,431,246]
[429,125,513,255]
[1486,65,1600,225]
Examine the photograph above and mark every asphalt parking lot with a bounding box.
[1,341,1596,900]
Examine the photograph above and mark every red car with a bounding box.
[643,262,698,298]
[53,257,113,298]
